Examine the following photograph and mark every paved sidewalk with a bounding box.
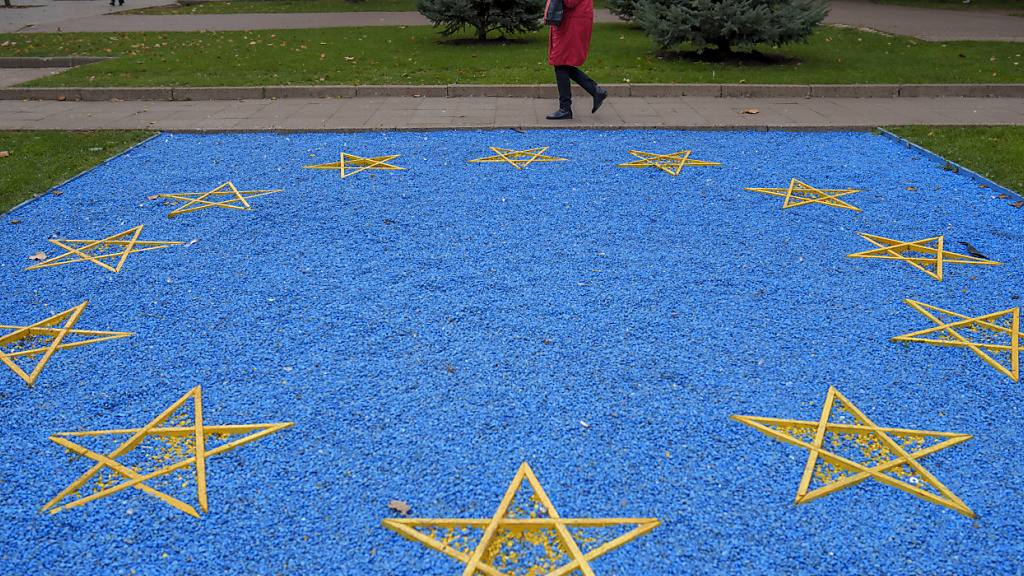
[0,0,173,34]
[1,96,1021,130]
[826,1,1023,42]
[0,67,68,87]
[12,1,1024,41]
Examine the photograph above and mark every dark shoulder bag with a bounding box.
[545,0,564,26]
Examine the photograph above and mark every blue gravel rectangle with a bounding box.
[0,129,1021,575]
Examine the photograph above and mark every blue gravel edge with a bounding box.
[877,128,1023,200]
[4,131,161,217]
[7,128,1019,219]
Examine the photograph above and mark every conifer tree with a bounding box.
[417,0,545,41]
[633,0,827,54]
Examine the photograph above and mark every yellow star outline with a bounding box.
[42,386,293,518]
[893,298,1020,381]
[156,181,282,218]
[469,147,568,170]
[304,152,406,178]
[617,150,721,176]
[25,225,183,273]
[383,462,660,576]
[0,301,132,387]
[746,178,862,212]
[733,386,975,517]
[848,233,1000,281]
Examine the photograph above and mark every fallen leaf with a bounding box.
[28,251,47,261]
[997,193,1010,199]
[9,219,21,225]
[147,194,160,200]
[0,151,9,158]
[57,95,66,101]
[1011,201,1024,209]
[957,241,988,260]
[979,184,989,189]
[905,186,917,191]
[742,108,759,114]
[388,500,411,516]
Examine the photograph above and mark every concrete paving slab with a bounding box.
[1,96,1022,131]
[0,68,69,88]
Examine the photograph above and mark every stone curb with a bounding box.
[2,83,1023,101]
[0,56,114,68]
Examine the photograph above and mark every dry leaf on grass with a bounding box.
[388,500,412,516]
[0,151,10,158]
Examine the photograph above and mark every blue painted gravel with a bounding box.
[0,129,1022,575]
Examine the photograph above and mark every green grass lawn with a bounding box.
[888,126,1024,193]
[123,0,606,14]
[0,131,154,214]
[1,25,1021,86]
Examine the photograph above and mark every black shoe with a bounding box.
[592,88,608,114]
[546,108,573,120]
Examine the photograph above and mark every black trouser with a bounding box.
[554,65,598,111]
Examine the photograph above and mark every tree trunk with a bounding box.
[474,12,490,41]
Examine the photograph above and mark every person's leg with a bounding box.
[555,65,573,111]
[566,67,597,96]
[547,65,574,120]
[567,66,608,114]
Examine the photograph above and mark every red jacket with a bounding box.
[547,0,594,67]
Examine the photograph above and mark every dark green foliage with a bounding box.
[606,0,637,20]
[416,0,545,41]
[634,0,827,53]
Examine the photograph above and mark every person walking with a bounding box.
[544,0,607,120]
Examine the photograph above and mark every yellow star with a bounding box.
[893,298,1020,381]
[746,178,862,211]
[156,181,281,218]
[383,462,659,576]
[25,225,183,273]
[0,301,132,387]
[305,152,405,178]
[469,147,567,170]
[848,233,999,281]
[42,386,293,518]
[733,386,974,517]
[617,150,720,176]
